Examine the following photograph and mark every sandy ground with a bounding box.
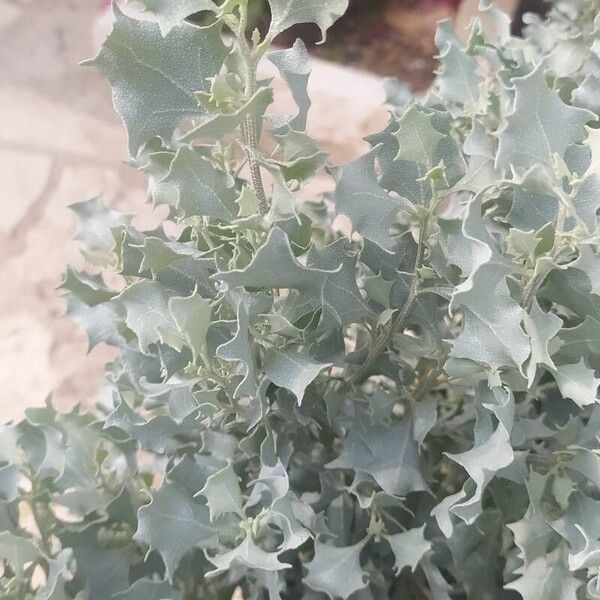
[0,0,387,422]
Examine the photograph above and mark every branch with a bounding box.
[521,205,568,311]
[352,217,430,384]
[237,1,269,216]
[242,114,269,215]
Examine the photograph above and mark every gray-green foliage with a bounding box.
[5,0,600,598]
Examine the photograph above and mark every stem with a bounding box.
[521,273,544,311]
[242,116,269,215]
[414,364,443,400]
[380,508,406,532]
[236,2,269,216]
[352,217,430,384]
[198,218,215,250]
[29,495,53,555]
[521,205,566,311]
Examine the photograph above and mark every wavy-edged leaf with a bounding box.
[135,481,217,580]
[84,7,227,155]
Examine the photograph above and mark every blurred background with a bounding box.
[0,0,535,421]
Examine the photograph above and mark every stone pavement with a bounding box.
[0,0,387,422]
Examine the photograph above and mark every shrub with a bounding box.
[2,0,600,598]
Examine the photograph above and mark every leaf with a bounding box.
[450,194,531,371]
[541,267,600,327]
[267,0,349,42]
[505,549,581,600]
[523,298,563,385]
[168,453,227,496]
[506,228,543,260]
[253,570,286,600]
[216,227,324,296]
[248,460,290,505]
[0,532,40,576]
[106,398,198,452]
[267,493,313,551]
[496,64,594,171]
[508,514,555,567]
[25,402,101,495]
[421,554,453,600]
[159,146,238,219]
[60,523,134,600]
[269,39,312,131]
[20,410,66,481]
[435,20,482,105]
[384,78,413,113]
[327,416,428,496]
[112,578,183,600]
[364,273,394,308]
[59,267,123,349]
[269,129,328,183]
[572,73,600,119]
[478,0,511,44]
[586,126,600,177]
[139,236,215,298]
[444,513,505,599]
[198,464,244,520]
[39,549,74,600]
[181,86,273,142]
[555,315,600,369]
[263,347,331,403]
[169,292,212,361]
[367,125,433,206]
[393,106,446,168]
[573,246,600,296]
[139,237,193,277]
[573,173,600,232]
[0,464,20,501]
[412,397,438,448]
[567,448,600,488]
[335,150,405,251]
[304,538,369,599]
[116,280,181,352]
[59,267,116,306]
[236,185,260,217]
[70,197,130,265]
[206,534,290,575]
[505,168,560,230]
[553,360,600,408]
[454,269,530,372]
[549,492,600,570]
[385,525,431,574]
[135,481,216,580]
[136,0,217,36]
[62,293,123,350]
[84,6,227,155]
[216,227,369,331]
[443,411,513,526]
[216,299,258,398]
[457,118,502,192]
[306,239,373,334]
[201,429,239,461]
[138,377,199,421]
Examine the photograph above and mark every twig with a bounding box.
[352,216,430,384]
[236,2,269,216]
[242,115,269,215]
[521,205,568,311]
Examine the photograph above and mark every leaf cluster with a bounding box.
[4,0,600,599]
